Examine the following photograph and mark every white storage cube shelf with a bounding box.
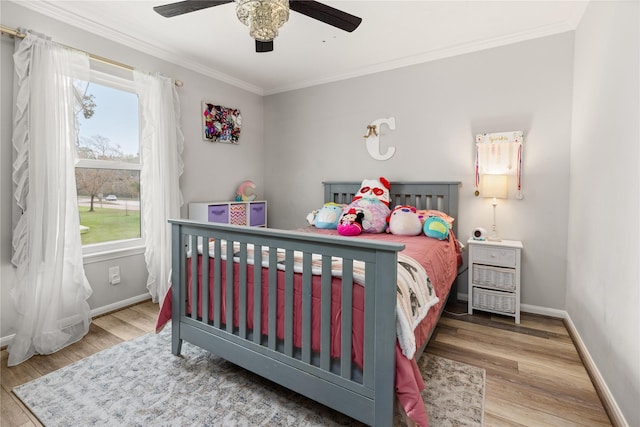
[189,201,267,227]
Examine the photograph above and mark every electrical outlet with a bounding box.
[109,266,121,285]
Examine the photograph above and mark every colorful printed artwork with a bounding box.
[202,102,242,143]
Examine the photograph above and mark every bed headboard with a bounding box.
[323,181,461,236]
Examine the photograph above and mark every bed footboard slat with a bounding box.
[253,246,262,345]
[201,240,209,325]
[341,258,353,380]
[213,239,222,328]
[301,252,312,364]
[320,257,332,371]
[238,243,248,339]
[190,235,198,321]
[268,248,278,350]
[284,249,294,357]
[225,242,234,332]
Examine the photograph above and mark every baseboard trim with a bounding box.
[564,315,629,427]
[520,303,567,319]
[0,293,152,349]
[90,293,152,318]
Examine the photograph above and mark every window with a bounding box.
[76,69,142,254]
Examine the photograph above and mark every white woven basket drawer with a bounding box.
[472,264,516,291]
[473,288,516,314]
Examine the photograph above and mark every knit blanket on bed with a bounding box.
[192,241,439,359]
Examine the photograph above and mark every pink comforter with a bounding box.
[156,228,460,426]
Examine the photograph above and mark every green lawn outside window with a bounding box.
[79,205,141,245]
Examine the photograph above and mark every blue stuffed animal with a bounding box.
[313,202,344,229]
[423,216,450,240]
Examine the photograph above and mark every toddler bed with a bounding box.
[156,181,460,426]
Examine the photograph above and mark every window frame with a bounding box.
[77,68,144,258]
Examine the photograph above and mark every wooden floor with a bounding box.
[1,300,612,427]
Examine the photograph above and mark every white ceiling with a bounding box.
[16,1,588,95]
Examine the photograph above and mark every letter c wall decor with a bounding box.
[363,117,396,161]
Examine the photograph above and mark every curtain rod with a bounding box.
[0,24,183,87]
[1,24,133,71]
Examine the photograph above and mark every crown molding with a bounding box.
[265,20,576,95]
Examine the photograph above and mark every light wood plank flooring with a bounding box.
[1,300,612,426]
[432,302,612,426]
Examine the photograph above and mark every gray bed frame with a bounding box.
[169,181,460,426]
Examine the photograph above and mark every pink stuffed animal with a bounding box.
[337,208,365,236]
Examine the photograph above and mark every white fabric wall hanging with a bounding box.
[475,131,524,199]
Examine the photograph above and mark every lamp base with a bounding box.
[487,234,502,242]
[488,199,502,241]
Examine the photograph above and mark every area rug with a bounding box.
[13,328,484,426]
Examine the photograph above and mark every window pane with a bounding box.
[78,82,139,163]
[76,77,142,248]
[77,169,141,245]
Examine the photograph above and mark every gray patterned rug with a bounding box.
[14,328,484,426]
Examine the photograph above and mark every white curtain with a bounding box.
[134,71,184,303]
[9,32,92,366]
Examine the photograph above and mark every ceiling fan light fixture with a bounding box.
[236,0,289,42]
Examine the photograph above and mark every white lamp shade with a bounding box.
[481,174,508,199]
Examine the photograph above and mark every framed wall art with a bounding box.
[202,101,242,144]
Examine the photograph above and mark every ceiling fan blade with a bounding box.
[289,1,362,32]
[153,0,233,18]
[255,40,274,53]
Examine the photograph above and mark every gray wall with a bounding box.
[568,1,639,425]
[0,1,265,341]
[265,33,574,312]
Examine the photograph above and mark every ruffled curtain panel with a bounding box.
[9,32,93,366]
[134,71,184,303]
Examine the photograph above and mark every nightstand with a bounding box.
[467,238,523,323]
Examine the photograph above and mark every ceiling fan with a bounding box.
[153,0,362,53]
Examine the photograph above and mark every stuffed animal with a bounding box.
[337,207,365,236]
[341,177,391,234]
[353,176,391,207]
[313,202,344,229]
[423,216,450,240]
[387,205,422,236]
[345,198,390,233]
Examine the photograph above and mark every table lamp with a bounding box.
[481,174,508,241]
